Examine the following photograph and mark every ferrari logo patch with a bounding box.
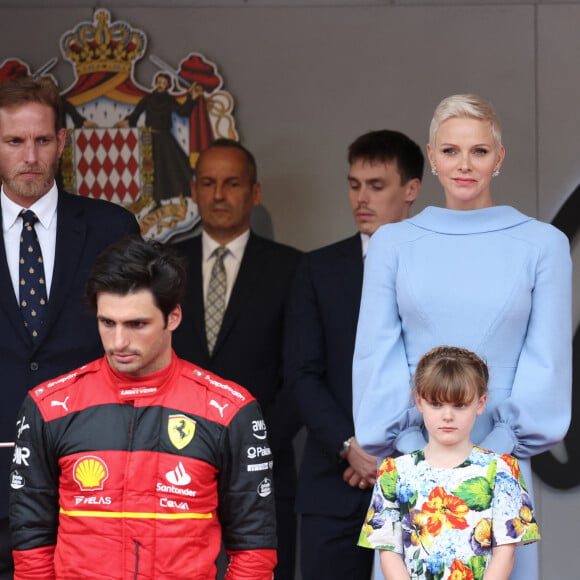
[168,414,196,450]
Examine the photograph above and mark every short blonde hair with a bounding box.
[429,94,502,150]
[413,346,488,403]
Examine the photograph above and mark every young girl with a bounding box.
[358,346,540,580]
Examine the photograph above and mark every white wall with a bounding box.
[1,2,578,578]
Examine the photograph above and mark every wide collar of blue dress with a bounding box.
[409,205,534,235]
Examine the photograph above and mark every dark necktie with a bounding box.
[19,210,47,340]
[205,246,228,354]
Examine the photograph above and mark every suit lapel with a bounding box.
[341,233,364,283]
[39,191,87,345]
[212,232,262,356]
[0,207,31,347]
[187,236,209,355]
[340,233,364,262]
[336,234,365,316]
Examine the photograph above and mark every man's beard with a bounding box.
[1,159,59,198]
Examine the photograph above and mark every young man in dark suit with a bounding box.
[0,76,140,578]
[284,130,423,580]
[172,139,301,580]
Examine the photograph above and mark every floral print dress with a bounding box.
[358,447,540,580]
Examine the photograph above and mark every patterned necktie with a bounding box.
[205,246,228,354]
[19,210,48,340]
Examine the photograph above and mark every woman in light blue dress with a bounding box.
[353,95,572,580]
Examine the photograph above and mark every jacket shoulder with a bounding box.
[507,217,570,249]
[171,236,200,268]
[172,234,200,253]
[307,234,360,260]
[373,220,427,245]
[29,359,100,402]
[178,359,256,409]
[59,190,139,224]
[250,233,301,259]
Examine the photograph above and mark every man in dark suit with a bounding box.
[284,130,424,580]
[0,76,140,578]
[172,139,301,580]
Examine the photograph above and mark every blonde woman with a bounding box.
[353,95,571,580]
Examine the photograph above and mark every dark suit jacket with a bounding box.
[172,232,301,493]
[285,234,372,516]
[0,190,140,515]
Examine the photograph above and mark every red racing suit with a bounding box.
[9,353,277,579]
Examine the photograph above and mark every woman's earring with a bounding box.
[431,167,438,176]
[492,168,500,177]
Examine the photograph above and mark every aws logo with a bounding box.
[533,185,580,490]
[73,456,109,491]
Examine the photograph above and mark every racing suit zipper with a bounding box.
[125,407,139,578]
[133,539,140,580]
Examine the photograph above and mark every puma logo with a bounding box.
[50,396,70,412]
[209,400,228,418]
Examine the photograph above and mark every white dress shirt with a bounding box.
[361,232,370,258]
[1,184,58,301]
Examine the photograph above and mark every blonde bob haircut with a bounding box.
[413,346,489,404]
[429,94,502,150]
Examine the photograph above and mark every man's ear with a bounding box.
[167,304,182,331]
[57,128,67,158]
[405,178,421,204]
[252,182,262,206]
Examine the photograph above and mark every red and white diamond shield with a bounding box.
[74,128,142,205]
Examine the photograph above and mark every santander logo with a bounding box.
[165,461,191,486]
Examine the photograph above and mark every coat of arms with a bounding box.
[0,9,238,242]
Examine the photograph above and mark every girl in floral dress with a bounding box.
[359,346,540,580]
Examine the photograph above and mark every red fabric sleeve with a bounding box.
[13,545,56,580]
[225,549,277,580]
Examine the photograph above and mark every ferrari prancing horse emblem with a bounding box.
[168,414,196,450]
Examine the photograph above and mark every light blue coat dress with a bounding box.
[353,206,572,580]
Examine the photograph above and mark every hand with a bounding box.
[342,437,377,489]
[343,465,366,489]
[114,120,129,128]
[189,82,204,98]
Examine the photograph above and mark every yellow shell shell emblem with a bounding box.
[73,455,109,491]
[168,414,196,450]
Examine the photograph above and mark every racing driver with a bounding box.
[9,235,277,579]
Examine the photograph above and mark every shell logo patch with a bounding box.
[73,456,109,491]
[168,414,196,450]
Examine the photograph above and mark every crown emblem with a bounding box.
[73,455,109,491]
[61,10,146,76]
